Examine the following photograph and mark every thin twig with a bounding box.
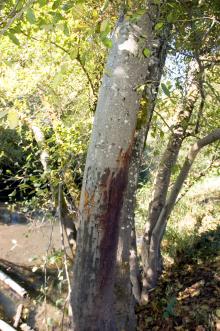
[58,182,72,331]
[42,216,55,331]
[176,145,219,204]
[154,109,175,134]
[0,0,35,36]
[19,30,96,97]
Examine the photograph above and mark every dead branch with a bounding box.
[0,320,17,331]
[13,304,23,328]
[0,270,27,298]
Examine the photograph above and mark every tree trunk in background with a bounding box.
[71,13,157,331]
[146,128,220,292]
[141,64,200,298]
[161,128,220,223]
[115,7,171,328]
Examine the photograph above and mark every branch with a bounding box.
[49,40,96,96]
[154,109,175,134]
[0,0,35,36]
[166,128,220,219]
[0,320,16,331]
[20,30,96,97]
[151,128,220,255]
[0,269,27,297]
[176,149,219,204]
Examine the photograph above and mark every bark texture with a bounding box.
[115,8,171,328]
[71,14,156,331]
[141,65,200,297]
[149,128,220,277]
[141,127,220,298]
[115,1,171,331]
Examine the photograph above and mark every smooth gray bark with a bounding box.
[150,128,220,275]
[115,11,171,329]
[141,65,200,297]
[71,14,156,331]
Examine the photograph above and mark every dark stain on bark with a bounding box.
[98,144,133,292]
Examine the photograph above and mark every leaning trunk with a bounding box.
[71,13,157,331]
[141,64,200,296]
[115,12,171,329]
[142,127,220,297]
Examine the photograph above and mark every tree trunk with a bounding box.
[142,127,220,298]
[141,64,200,297]
[115,13,171,329]
[71,13,157,331]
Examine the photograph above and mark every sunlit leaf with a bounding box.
[7,110,19,129]
[26,8,36,24]
[70,49,78,60]
[155,22,164,31]
[38,0,47,7]
[102,38,113,48]
[143,48,151,57]
[100,19,109,32]
[8,33,20,45]
[161,83,171,97]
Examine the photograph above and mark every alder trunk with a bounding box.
[147,129,220,287]
[141,64,200,297]
[115,10,171,329]
[71,13,156,331]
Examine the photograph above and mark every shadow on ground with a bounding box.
[137,226,220,331]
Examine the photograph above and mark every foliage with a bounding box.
[0,0,219,329]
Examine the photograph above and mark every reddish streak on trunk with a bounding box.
[98,144,134,291]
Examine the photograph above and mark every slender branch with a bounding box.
[0,0,20,26]
[19,30,96,96]
[154,109,175,134]
[0,0,35,36]
[49,39,96,96]
[58,183,72,329]
[176,151,219,204]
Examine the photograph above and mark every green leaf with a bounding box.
[7,110,19,129]
[102,38,113,48]
[8,33,20,45]
[101,0,110,12]
[167,12,178,23]
[143,48,151,57]
[60,63,69,73]
[26,8,36,24]
[52,0,61,10]
[38,0,47,7]
[70,49,78,60]
[63,23,70,36]
[100,19,111,33]
[155,22,164,31]
[161,83,170,97]
[50,11,64,23]
[41,24,53,31]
